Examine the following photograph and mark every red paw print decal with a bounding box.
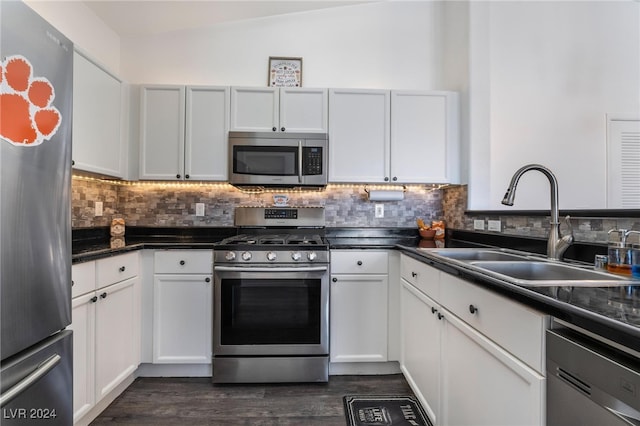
[1,55,62,146]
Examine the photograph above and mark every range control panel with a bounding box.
[264,208,298,220]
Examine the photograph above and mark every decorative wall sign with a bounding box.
[268,56,302,87]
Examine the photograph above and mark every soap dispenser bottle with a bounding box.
[624,230,640,279]
[607,229,632,276]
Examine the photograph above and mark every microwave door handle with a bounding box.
[298,140,303,184]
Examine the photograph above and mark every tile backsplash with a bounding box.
[442,186,640,244]
[72,177,442,229]
[72,177,639,244]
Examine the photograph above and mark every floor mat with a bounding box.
[343,395,432,426]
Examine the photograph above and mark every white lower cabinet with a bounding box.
[441,310,544,426]
[330,250,389,363]
[70,292,96,422]
[70,252,141,424]
[400,281,441,424]
[152,250,213,364]
[94,278,140,400]
[400,254,547,426]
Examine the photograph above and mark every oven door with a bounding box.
[213,265,329,356]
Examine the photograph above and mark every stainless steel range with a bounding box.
[212,206,329,383]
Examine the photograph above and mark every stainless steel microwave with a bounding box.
[228,132,328,187]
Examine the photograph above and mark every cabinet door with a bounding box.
[95,277,140,400]
[72,50,123,178]
[440,308,545,426]
[230,87,278,131]
[330,274,388,363]
[69,293,96,422]
[391,91,459,184]
[185,86,230,181]
[279,88,328,133]
[140,85,186,180]
[329,89,391,183]
[400,280,440,425]
[153,274,212,363]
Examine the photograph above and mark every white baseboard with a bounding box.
[136,363,212,377]
[330,361,401,375]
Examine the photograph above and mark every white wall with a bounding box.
[466,1,640,211]
[120,2,445,89]
[25,0,121,73]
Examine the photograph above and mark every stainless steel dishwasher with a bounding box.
[546,327,640,426]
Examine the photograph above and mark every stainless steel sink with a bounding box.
[421,248,532,262]
[468,261,633,287]
[417,247,637,287]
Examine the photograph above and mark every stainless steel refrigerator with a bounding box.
[1,1,73,424]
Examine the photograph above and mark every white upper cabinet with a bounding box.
[72,50,124,178]
[139,86,185,180]
[329,89,459,184]
[185,87,230,181]
[279,88,328,133]
[230,87,328,133]
[391,91,459,184]
[329,89,391,183]
[139,85,229,181]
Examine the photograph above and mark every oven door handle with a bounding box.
[214,266,328,273]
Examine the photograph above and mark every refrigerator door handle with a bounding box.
[0,353,61,408]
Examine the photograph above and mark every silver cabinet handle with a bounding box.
[0,354,61,407]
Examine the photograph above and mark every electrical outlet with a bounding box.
[95,201,103,217]
[473,220,485,230]
[488,220,502,232]
[196,203,205,217]
[375,204,384,218]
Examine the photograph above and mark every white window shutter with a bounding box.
[607,118,640,208]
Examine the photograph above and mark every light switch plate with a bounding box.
[196,203,205,217]
[375,204,384,218]
[95,201,103,217]
[473,220,485,230]
[488,220,501,232]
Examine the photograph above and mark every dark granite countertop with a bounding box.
[399,244,640,354]
[72,226,638,354]
[326,227,422,249]
[72,226,237,263]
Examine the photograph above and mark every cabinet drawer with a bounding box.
[400,255,440,299]
[331,250,388,274]
[154,250,213,274]
[439,273,547,373]
[96,252,139,289]
[72,261,96,298]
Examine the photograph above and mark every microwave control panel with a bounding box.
[302,147,323,176]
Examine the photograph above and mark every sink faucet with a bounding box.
[501,164,574,261]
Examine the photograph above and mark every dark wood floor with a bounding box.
[91,374,414,425]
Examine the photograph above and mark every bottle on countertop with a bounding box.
[607,229,632,276]
[624,230,640,279]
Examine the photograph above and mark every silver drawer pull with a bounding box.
[0,354,61,407]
